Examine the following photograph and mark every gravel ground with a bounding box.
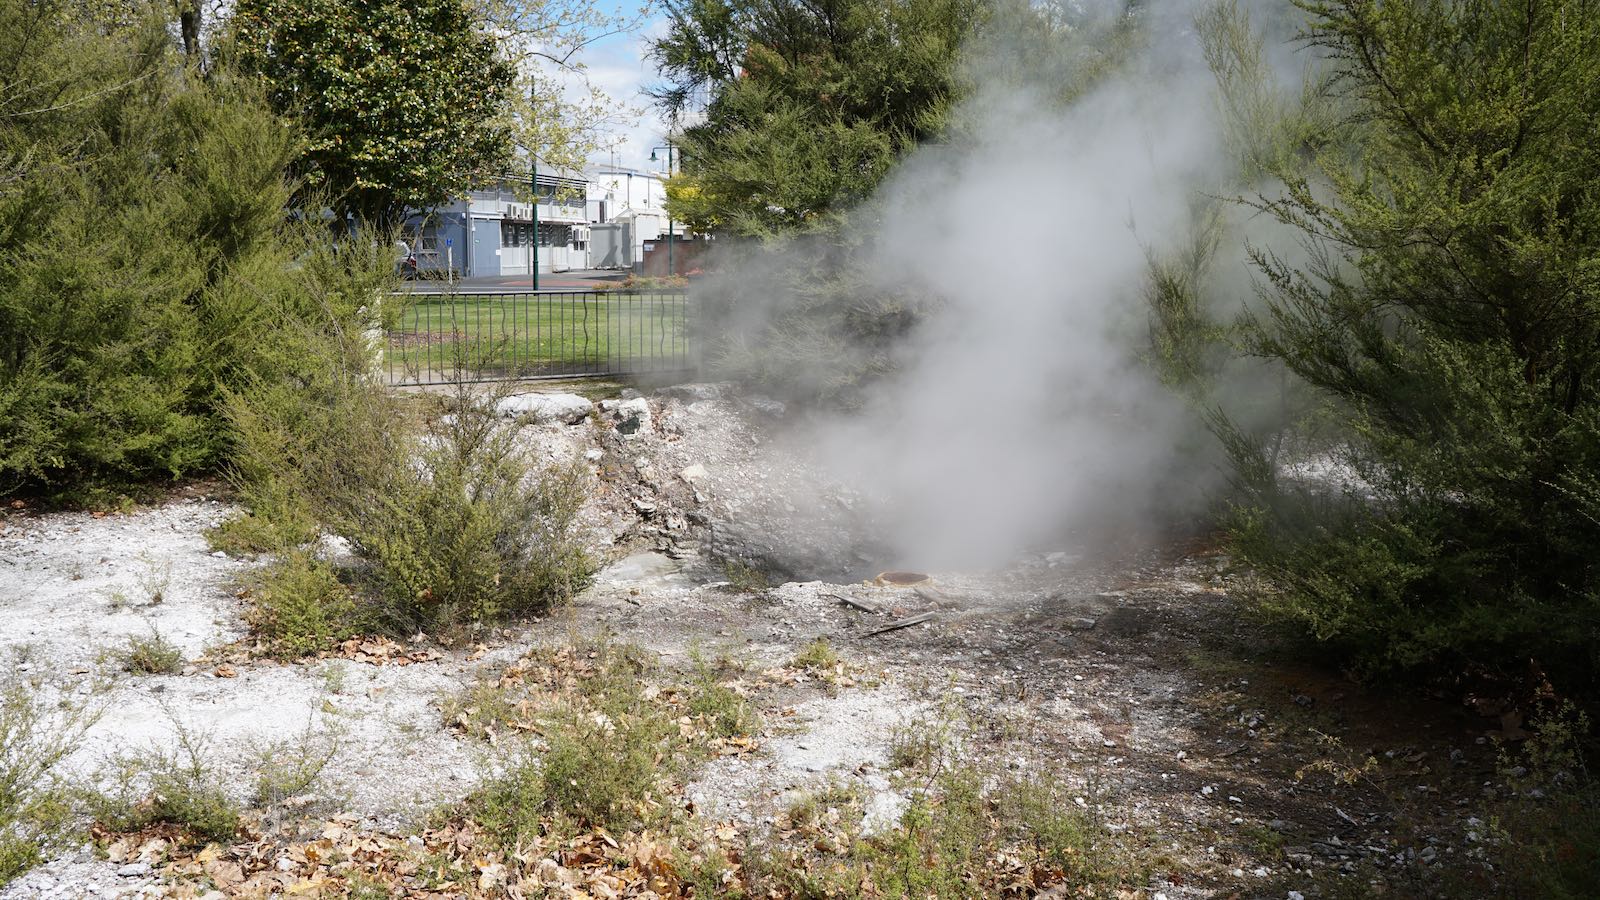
[1,386,1526,899]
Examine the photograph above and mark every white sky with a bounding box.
[571,8,676,175]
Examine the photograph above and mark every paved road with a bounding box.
[400,270,628,293]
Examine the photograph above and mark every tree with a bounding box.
[650,0,985,236]
[1221,0,1600,683]
[476,0,645,189]
[230,0,517,228]
[0,0,390,497]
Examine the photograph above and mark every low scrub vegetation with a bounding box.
[243,552,361,660]
[0,684,92,886]
[118,629,184,675]
[88,722,241,845]
[742,713,1127,898]
[720,558,773,594]
[1478,704,1600,899]
[225,342,593,648]
[251,721,340,811]
[453,639,759,839]
[437,643,1131,897]
[68,640,1138,897]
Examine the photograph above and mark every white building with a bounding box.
[403,172,591,278]
[588,166,678,269]
[402,166,687,277]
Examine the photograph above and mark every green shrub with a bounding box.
[120,629,184,675]
[1213,0,1600,684]
[750,707,1122,898]
[0,683,92,886]
[229,363,593,637]
[89,723,239,845]
[207,502,318,557]
[472,695,681,839]
[245,552,360,659]
[687,674,756,740]
[465,639,758,843]
[0,3,391,498]
[722,559,771,594]
[530,702,676,832]
[252,722,339,808]
[790,638,840,673]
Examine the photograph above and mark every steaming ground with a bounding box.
[695,0,1310,572]
[1,387,1526,899]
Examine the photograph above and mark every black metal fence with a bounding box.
[384,290,694,385]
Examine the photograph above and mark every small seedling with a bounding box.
[790,638,840,672]
[320,663,348,696]
[252,720,340,808]
[723,559,770,593]
[121,629,183,675]
[134,557,172,605]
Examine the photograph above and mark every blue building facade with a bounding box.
[403,173,590,278]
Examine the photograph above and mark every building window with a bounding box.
[501,221,519,247]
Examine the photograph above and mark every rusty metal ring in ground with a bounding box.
[872,571,930,587]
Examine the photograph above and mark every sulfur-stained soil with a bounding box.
[0,385,1551,899]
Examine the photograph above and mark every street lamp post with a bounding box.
[530,148,539,291]
[649,142,675,277]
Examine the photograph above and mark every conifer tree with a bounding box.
[1224,0,1600,683]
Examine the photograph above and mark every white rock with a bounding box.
[496,392,593,425]
[860,791,909,837]
[655,382,729,403]
[679,463,708,483]
[601,397,652,436]
[747,396,786,418]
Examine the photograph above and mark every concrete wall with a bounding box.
[591,222,632,269]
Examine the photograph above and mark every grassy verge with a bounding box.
[386,292,690,380]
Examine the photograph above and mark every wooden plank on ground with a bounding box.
[864,612,938,637]
[826,592,879,614]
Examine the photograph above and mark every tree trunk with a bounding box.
[177,0,201,64]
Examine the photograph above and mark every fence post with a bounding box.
[363,290,385,381]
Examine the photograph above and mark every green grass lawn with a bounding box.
[384,292,691,382]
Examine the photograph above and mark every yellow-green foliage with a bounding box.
[790,638,840,673]
[246,552,360,659]
[464,640,760,842]
[120,629,183,675]
[722,559,770,593]
[88,724,239,845]
[748,709,1124,898]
